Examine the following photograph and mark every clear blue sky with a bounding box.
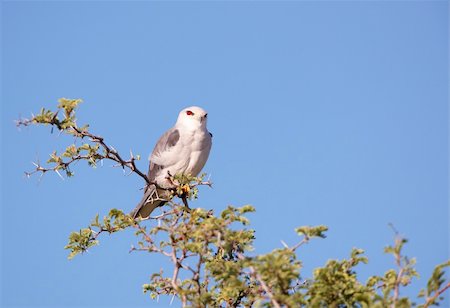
[1,1,448,307]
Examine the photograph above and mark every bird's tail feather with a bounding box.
[131,185,166,219]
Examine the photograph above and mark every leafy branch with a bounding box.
[18,99,450,307]
[419,261,450,308]
[16,98,149,183]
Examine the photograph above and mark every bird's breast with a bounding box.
[181,130,211,175]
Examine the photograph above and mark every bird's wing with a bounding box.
[148,127,180,181]
[131,127,182,219]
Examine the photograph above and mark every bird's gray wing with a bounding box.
[148,128,180,181]
[132,128,180,219]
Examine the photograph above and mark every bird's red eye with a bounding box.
[186,110,194,116]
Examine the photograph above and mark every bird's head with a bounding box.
[176,106,209,130]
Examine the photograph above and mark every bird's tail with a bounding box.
[131,185,166,219]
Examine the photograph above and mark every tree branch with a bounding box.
[424,282,450,308]
[237,252,281,308]
[16,101,151,185]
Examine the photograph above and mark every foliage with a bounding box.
[17,99,449,307]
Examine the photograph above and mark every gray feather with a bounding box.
[131,185,166,219]
[148,128,180,181]
[132,129,180,219]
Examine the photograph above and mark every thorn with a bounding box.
[55,169,65,181]
[35,153,41,166]
[32,161,39,167]
[38,172,45,183]
[281,240,289,248]
[388,223,399,235]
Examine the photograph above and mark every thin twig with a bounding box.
[423,282,450,308]
[237,253,281,308]
[290,238,309,252]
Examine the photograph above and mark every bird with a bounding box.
[131,106,212,219]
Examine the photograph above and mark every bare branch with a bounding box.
[289,238,309,252]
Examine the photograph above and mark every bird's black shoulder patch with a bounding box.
[167,129,180,147]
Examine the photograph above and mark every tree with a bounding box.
[17,98,449,307]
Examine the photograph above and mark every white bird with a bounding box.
[131,106,212,219]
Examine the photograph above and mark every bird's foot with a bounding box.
[165,171,181,189]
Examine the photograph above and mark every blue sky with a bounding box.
[1,1,448,307]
